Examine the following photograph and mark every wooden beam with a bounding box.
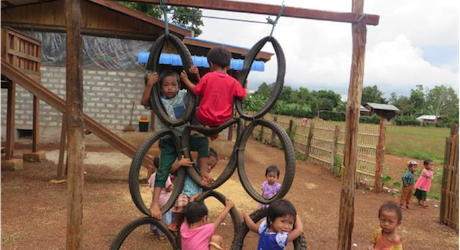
[57,114,67,180]
[65,0,85,248]
[337,0,367,249]
[374,118,386,193]
[5,81,16,160]
[119,0,379,26]
[32,95,39,152]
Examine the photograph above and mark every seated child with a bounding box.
[244,199,304,250]
[259,165,282,209]
[141,70,212,219]
[414,159,435,208]
[180,47,247,128]
[368,202,402,250]
[168,148,219,232]
[400,160,418,209]
[181,199,235,250]
[148,156,173,240]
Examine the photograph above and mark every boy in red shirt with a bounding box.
[181,47,247,135]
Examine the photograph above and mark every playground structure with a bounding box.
[440,125,459,230]
[1,0,381,249]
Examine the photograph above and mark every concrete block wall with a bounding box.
[1,66,151,138]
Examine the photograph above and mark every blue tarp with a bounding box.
[138,52,264,72]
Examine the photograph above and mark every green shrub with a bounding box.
[394,116,421,126]
[360,114,381,124]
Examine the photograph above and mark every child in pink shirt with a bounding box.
[414,159,435,207]
[181,199,235,250]
[181,47,247,129]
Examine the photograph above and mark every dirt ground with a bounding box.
[1,138,458,250]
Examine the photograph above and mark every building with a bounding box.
[364,103,400,123]
[416,115,445,125]
[1,0,271,142]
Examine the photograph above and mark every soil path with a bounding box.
[1,139,458,250]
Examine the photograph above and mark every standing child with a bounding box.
[141,70,212,219]
[148,156,173,240]
[244,199,304,250]
[168,148,219,232]
[414,159,435,207]
[368,202,403,250]
[180,47,247,128]
[399,160,418,209]
[181,199,235,250]
[259,166,282,209]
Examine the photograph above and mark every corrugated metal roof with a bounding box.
[366,103,400,111]
[416,115,441,121]
[360,105,369,112]
[138,52,265,72]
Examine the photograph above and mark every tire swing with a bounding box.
[237,119,296,204]
[128,129,185,216]
[231,208,307,250]
[109,216,179,250]
[179,118,244,190]
[235,35,286,120]
[146,32,196,127]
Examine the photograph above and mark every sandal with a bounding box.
[159,235,167,240]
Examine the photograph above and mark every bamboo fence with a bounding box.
[245,113,383,185]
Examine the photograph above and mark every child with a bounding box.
[181,199,235,250]
[414,159,435,208]
[180,47,247,128]
[148,156,173,240]
[259,166,282,209]
[244,199,304,249]
[399,160,418,209]
[368,202,402,250]
[141,70,212,219]
[168,148,219,232]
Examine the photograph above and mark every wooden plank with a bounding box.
[270,116,277,145]
[32,95,39,152]
[305,122,315,158]
[57,114,67,179]
[6,49,41,63]
[122,0,379,25]
[65,0,84,248]
[5,82,16,160]
[374,118,385,193]
[332,125,340,170]
[338,0,367,248]
[309,154,332,164]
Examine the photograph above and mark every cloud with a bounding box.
[198,0,459,96]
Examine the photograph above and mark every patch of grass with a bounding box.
[11,186,24,192]
[1,231,21,246]
[49,194,65,200]
[386,126,449,163]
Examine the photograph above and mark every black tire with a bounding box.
[179,119,243,190]
[146,33,196,127]
[235,36,286,120]
[237,119,296,204]
[195,190,243,238]
[231,208,307,250]
[129,129,185,216]
[110,216,179,250]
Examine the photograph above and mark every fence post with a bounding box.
[227,123,233,141]
[331,125,340,171]
[270,116,278,146]
[374,118,386,193]
[305,122,315,159]
[288,120,294,143]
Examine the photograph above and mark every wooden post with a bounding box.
[65,0,85,249]
[57,114,67,179]
[5,82,16,160]
[227,123,234,141]
[374,118,386,193]
[305,122,315,159]
[270,116,278,145]
[337,0,367,249]
[331,125,340,171]
[32,95,39,152]
[150,110,155,131]
[287,119,294,143]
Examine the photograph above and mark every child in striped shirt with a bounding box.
[399,160,418,209]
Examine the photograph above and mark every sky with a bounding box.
[197,0,459,100]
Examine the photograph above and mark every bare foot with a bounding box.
[168,223,179,232]
[210,134,219,140]
[150,204,162,219]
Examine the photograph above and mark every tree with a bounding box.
[361,85,386,104]
[425,85,459,124]
[119,2,204,36]
[408,85,426,116]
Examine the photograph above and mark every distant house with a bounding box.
[416,115,445,125]
[364,103,400,123]
[360,105,371,116]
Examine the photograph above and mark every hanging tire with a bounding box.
[179,119,243,190]
[231,208,307,250]
[235,36,286,120]
[129,129,185,216]
[237,119,296,204]
[110,216,179,250]
[195,190,243,238]
[146,33,196,127]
